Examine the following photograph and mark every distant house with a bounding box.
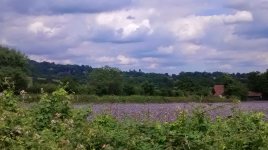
[247,91,262,100]
[213,85,224,97]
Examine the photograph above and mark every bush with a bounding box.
[1,87,268,149]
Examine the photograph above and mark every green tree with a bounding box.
[175,76,211,96]
[88,66,123,95]
[141,81,154,95]
[61,76,79,94]
[247,72,262,92]
[217,74,248,100]
[260,70,268,97]
[0,46,29,92]
[123,84,136,95]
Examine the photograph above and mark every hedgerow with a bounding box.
[1,87,268,149]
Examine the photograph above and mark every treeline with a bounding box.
[1,46,268,100]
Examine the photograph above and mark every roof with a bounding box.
[248,91,262,97]
[213,85,224,96]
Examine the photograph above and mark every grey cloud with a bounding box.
[224,0,268,10]
[160,59,186,67]
[232,9,268,40]
[89,26,149,43]
[0,0,267,73]
[221,0,268,40]
[236,61,265,68]
[235,24,268,39]
[126,16,135,20]
[197,19,268,52]
[129,30,176,57]
[0,0,132,15]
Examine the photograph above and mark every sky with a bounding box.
[0,0,268,74]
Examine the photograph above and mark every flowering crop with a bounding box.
[75,102,268,122]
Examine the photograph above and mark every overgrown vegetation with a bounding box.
[0,46,29,93]
[1,87,268,149]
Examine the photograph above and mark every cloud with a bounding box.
[157,45,174,54]
[29,54,73,64]
[224,0,268,40]
[225,0,268,10]
[117,55,137,65]
[0,0,132,15]
[0,0,267,73]
[96,56,116,63]
[219,64,232,70]
[179,43,202,55]
[90,9,153,43]
[171,11,253,41]
[235,24,268,39]
[28,21,58,37]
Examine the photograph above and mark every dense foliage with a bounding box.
[0,46,29,92]
[247,71,268,98]
[1,87,268,149]
[27,56,268,100]
[89,66,123,95]
[1,46,268,100]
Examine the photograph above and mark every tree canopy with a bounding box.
[1,45,268,100]
[0,46,29,92]
[88,66,123,95]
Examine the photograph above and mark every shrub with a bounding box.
[1,87,268,149]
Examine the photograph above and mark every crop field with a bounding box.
[74,101,268,122]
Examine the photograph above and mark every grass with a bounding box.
[22,94,234,103]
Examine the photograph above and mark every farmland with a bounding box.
[75,101,268,122]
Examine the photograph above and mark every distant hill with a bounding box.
[27,59,268,98]
[28,60,93,82]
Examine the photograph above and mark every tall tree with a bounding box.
[260,70,268,98]
[247,72,262,92]
[141,81,154,95]
[216,74,248,100]
[88,66,123,95]
[0,46,29,92]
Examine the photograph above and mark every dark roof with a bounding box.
[248,91,262,97]
[213,85,224,96]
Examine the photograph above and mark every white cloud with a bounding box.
[29,54,73,64]
[252,53,268,65]
[180,43,201,55]
[225,11,253,23]
[117,55,137,65]
[171,11,253,41]
[97,56,116,63]
[219,64,232,70]
[28,21,57,37]
[95,9,153,38]
[141,57,159,62]
[157,45,174,54]
[140,57,160,69]
[0,38,8,45]
[148,63,158,69]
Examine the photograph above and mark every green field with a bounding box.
[22,94,236,103]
